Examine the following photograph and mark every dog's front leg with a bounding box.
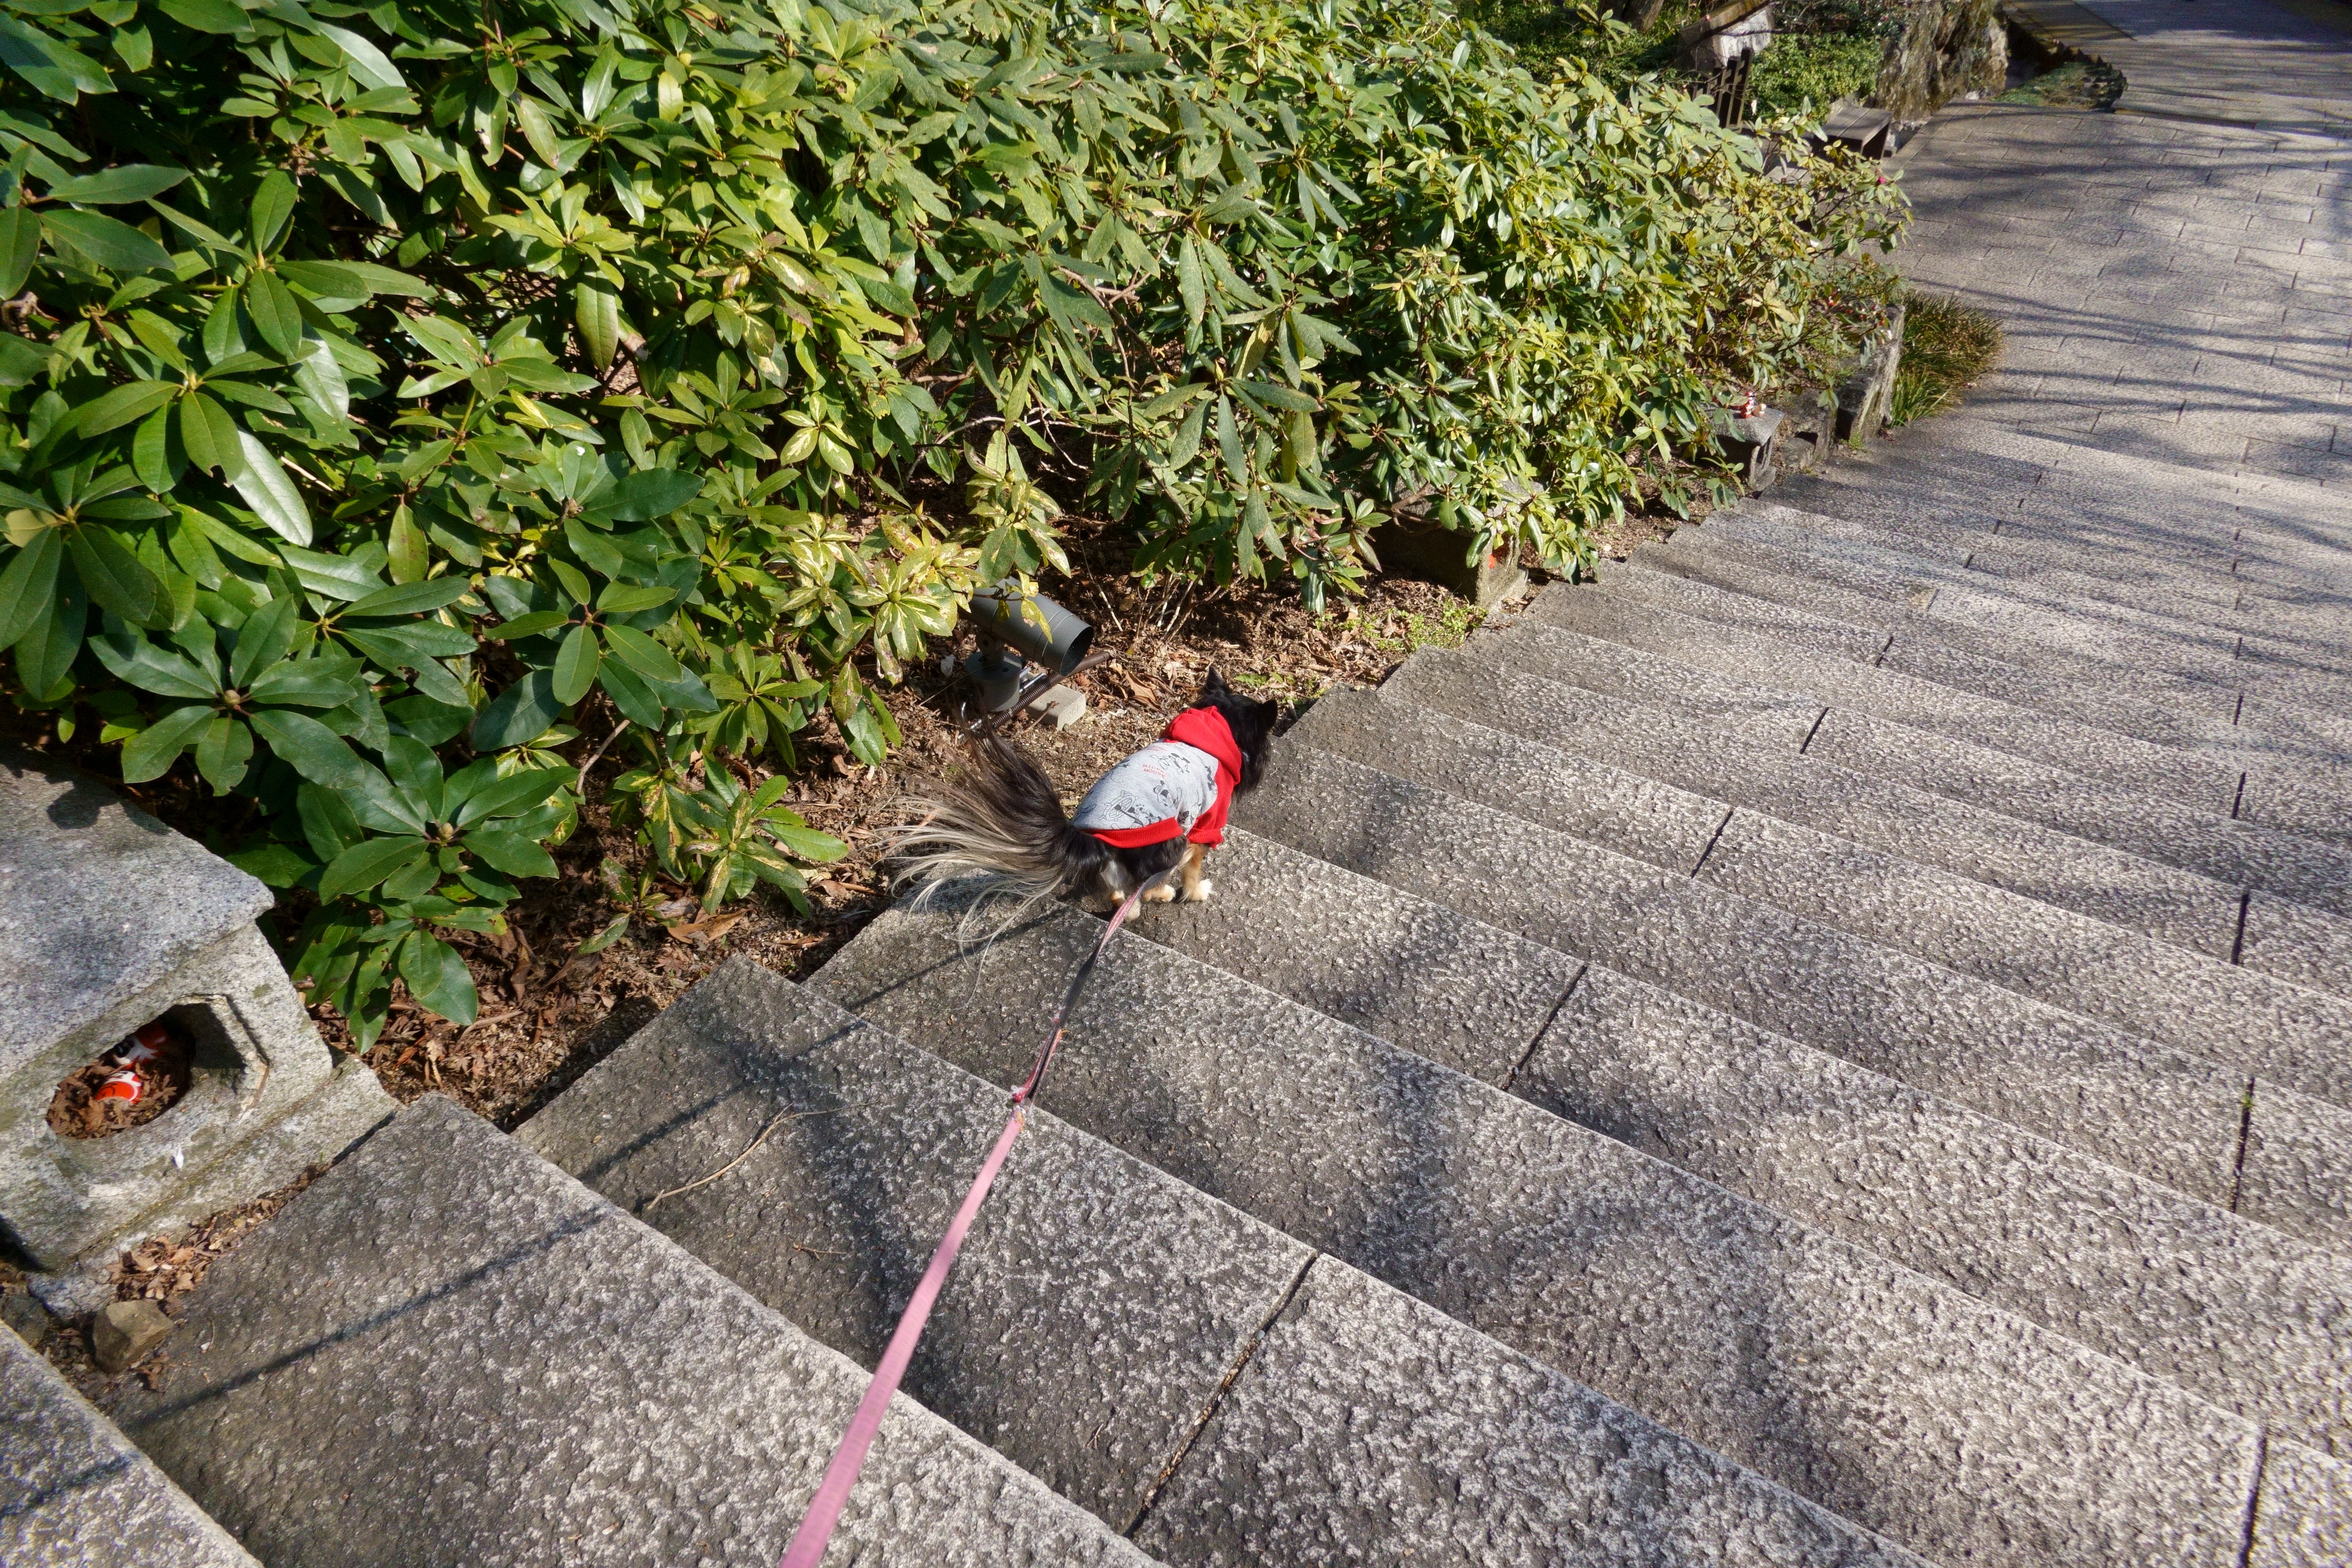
[1178,841,1213,903]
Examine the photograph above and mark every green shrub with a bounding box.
[0,0,1904,1041]
[1891,291,2002,424]
[1750,33,1886,115]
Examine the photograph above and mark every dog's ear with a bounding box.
[1199,668,1229,700]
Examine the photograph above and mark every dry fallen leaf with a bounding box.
[666,908,746,947]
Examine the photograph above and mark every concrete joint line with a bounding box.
[1121,1251,1318,1539]
[2230,890,2252,966]
[1499,965,1590,1095]
[2231,771,2249,820]
[2235,1427,2269,1568]
[2230,691,2247,729]
[1798,706,1830,754]
[1688,807,1737,878]
[2229,1076,2257,1214]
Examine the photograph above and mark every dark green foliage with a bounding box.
[1890,291,2002,425]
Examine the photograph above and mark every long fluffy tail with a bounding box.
[886,736,1109,919]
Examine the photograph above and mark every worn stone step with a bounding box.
[1710,502,2352,746]
[1128,826,2352,1472]
[521,959,1940,1568]
[1415,635,2352,1002]
[1636,529,2352,752]
[1782,410,2352,568]
[1726,495,2330,622]
[817,899,2293,1568]
[1242,726,2352,1255]
[1466,617,2352,930]
[1364,677,2352,1128]
[2,1322,257,1568]
[109,1096,1158,1568]
[1538,580,2352,848]
[1722,499,2352,645]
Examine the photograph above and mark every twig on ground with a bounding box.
[638,1101,888,1213]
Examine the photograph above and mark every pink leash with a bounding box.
[777,884,1156,1568]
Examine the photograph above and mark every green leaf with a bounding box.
[604,468,701,521]
[44,209,171,272]
[158,0,250,33]
[461,828,556,880]
[454,765,568,826]
[396,931,476,1024]
[0,209,40,299]
[472,668,563,750]
[246,658,364,707]
[600,622,680,681]
[229,432,311,544]
[76,379,178,437]
[841,701,889,769]
[575,277,620,370]
[228,594,296,688]
[347,578,471,618]
[227,843,315,888]
[244,270,304,358]
[485,609,569,640]
[120,703,215,782]
[249,170,296,254]
[0,15,112,102]
[381,735,445,822]
[0,528,61,649]
[574,912,629,955]
[249,707,369,789]
[91,629,214,697]
[132,405,179,492]
[193,715,254,791]
[595,583,672,614]
[317,834,429,900]
[552,622,599,705]
[180,393,245,480]
[45,164,187,205]
[17,573,83,699]
[65,525,162,627]
[309,22,404,93]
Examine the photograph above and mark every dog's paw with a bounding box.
[1181,879,1215,904]
[1142,881,1177,904]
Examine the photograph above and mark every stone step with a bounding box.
[1536,579,2352,848]
[519,959,1938,1568]
[1127,826,2352,1475]
[816,899,2304,1568]
[1411,635,2352,1002]
[1724,498,2352,644]
[108,1096,1159,1568]
[1242,726,2352,1256]
[1712,501,2352,746]
[1785,410,2352,562]
[1469,617,2352,922]
[1636,527,2352,738]
[2,1322,258,1567]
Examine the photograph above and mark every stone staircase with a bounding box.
[70,407,2352,1568]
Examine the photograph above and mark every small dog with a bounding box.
[892,671,1280,914]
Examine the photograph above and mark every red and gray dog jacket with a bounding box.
[1070,705,1243,849]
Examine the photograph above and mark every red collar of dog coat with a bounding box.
[1077,705,1242,849]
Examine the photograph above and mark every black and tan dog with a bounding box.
[892,672,1280,911]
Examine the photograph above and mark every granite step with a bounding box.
[1535,581,2352,848]
[1779,410,2352,565]
[1127,826,2352,1471]
[519,959,1941,1568]
[1708,501,2352,747]
[1303,672,2352,1206]
[1719,498,2352,643]
[108,1096,1159,1568]
[2,1323,258,1568]
[1409,635,2352,1002]
[1631,528,2352,743]
[1460,618,2352,922]
[816,898,2313,1568]
[1240,727,2352,1255]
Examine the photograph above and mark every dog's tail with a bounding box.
[887,735,1111,919]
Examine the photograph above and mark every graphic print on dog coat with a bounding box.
[1070,705,1243,848]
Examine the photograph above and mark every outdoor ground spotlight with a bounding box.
[963,584,1093,713]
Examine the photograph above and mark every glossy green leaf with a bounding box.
[396,931,476,1024]
[317,834,429,899]
[42,210,170,272]
[471,668,563,750]
[45,164,188,205]
[193,715,255,791]
[575,278,621,369]
[347,577,472,618]
[551,621,599,705]
[485,609,569,640]
[249,707,369,789]
[0,527,60,648]
[179,394,245,481]
[76,379,178,437]
[157,0,250,33]
[600,622,680,681]
[119,703,216,782]
[0,208,39,299]
[243,270,303,358]
[64,525,162,627]
[249,170,296,254]
[228,432,311,544]
[462,828,557,880]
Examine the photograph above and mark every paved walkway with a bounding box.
[1891,0,2351,497]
